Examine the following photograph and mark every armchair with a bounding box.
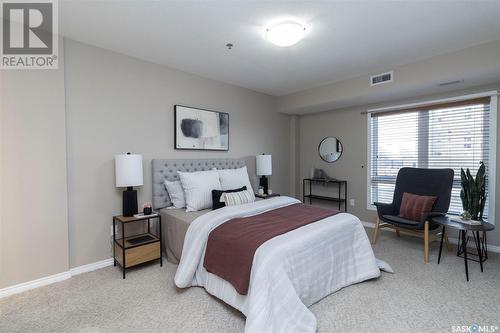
[372,167,454,263]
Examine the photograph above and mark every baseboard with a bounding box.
[0,258,114,299]
[0,271,71,299]
[446,237,500,254]
[362,221,376,229]
[69,258,114,276]
[362,221,500,254]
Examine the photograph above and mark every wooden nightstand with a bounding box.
[112,214,162,279]
[255,193,280,199]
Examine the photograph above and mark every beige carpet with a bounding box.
[1,229,500,333]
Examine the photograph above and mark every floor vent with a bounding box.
[370,71,393,86]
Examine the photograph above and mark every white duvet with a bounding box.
[175,196,390,333]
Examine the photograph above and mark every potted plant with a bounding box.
[460,161,487,221]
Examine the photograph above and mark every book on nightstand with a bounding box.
[133,212,158,218]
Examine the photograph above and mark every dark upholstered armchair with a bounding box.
[372,167,454,263]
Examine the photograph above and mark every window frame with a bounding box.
[366,91,498,225]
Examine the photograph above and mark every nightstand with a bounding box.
[255,193,280,199]
[112,214,162,279]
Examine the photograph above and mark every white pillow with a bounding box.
[218,166,254,193]
[220,189,255,207]
[178,169,221,212]
[164,180,186,209]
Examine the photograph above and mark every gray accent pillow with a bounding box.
[164,180,186,209]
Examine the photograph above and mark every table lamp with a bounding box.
[115,153,143,217]
[256,154,272,195]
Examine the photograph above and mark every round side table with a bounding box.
[431,215,494,281]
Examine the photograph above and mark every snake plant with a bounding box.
[460,161,487,221]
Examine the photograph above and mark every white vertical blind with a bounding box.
[369,98,491,217]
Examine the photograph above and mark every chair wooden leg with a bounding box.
[424,221,429,263]
[372,217,380,245]
[444,233,452,252]
[396,229,401,237]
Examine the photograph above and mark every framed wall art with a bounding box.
[174,105,229,151]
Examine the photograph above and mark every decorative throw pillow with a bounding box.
[212,186,247,210]
[217,166,254,194]
[399,192,437,221]
[164,180,186,209]
[178,169,221,212]
[220,189,255,207]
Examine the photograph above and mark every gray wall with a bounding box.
[298,83,500,246]
[1,36,499,289]
[278,40,500,114]
[0,39,69,288]
[64,40,291,268]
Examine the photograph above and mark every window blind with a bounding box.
[369,97,491,218]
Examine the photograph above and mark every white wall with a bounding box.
[0,40,69,288]
[64,40,292,268]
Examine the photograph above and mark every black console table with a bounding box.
[303,178,347,211]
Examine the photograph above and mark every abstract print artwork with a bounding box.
[174,105,229,151]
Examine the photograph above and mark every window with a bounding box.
[368,95,495,220]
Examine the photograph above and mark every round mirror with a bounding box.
[318,137,343,163]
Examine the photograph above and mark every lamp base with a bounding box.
[259,176,269,195]
[123,187,138,217]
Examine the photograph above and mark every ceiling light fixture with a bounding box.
[266,21,306,47]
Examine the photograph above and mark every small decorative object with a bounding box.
[256,154,272,194]
[115,153,143,217]
[460,211,472,221]
[143,202,153,215]
[312,168,336,181]
[258,187,264,195]
[174,105,229,151]
[460,161,487,221]
[450,214,481,225]
[268,189,273,195]
[312,168,323,179]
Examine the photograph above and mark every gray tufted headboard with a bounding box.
[152,158,246,209]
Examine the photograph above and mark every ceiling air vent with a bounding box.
[370,71,393,86]
[439,80,463,86]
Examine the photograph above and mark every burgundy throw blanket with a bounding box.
[203,203,340,295]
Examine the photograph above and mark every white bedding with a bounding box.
[175,196,390,333]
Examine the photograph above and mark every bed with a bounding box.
[158,208,208,263]
[152,158,390,333]
[153,159,248,263]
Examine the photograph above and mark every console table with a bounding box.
[302,178,347,211]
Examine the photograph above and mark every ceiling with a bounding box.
[60,1,500,96]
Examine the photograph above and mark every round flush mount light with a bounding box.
[266,21,306,47]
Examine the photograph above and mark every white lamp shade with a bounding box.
[256,154,272,176]
[115,154,143,187]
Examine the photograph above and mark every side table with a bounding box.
[113,214,163,279]
[431,215,494,281]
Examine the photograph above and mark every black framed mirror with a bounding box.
[318,137,343,163]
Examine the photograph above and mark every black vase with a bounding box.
[143,207,152,215]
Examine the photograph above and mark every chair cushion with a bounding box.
[382,215,420,226]
[399,192,436,222]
